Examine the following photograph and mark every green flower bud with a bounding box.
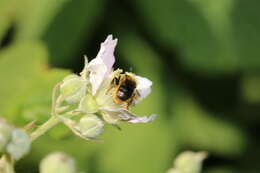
[0,119,12,153]
[102,111,119,125]
[6,129,31,160]
[79,115,104,139]
[40,152,76,173]
[166,168,180,173]
[60,75,87,104]
[78,94,99,114]
[174,151,207,173]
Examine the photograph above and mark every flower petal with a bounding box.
[87,56,108,95]
[127,114,157,123]
[97,35,117,70]
[87,35,118,95]
[135,75,152,103]
[100,108,156,124]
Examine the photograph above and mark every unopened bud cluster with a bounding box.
[0,119,31,160]
[54,35,155,140]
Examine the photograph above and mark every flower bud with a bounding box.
[40,152,76,173]
[102,111,119,125]
[0,119,12,153]
[78,94,99,114]
[60,75,87,104]
[174,151,207,173]
[166,168,180,173]
[0,155,15,173]
[79,115,104,139]
[6,129,31,160]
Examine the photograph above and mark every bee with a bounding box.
[109,72,140,108]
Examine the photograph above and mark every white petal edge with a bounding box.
[87,35,118,95]
[127,114,157,123]
[135,75,152,102]
[100,108,157,124]
[97,35,117,70]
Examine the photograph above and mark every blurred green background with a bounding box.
[0,0,260,172]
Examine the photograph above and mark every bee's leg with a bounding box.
[106,79,115,94]
[126,102,131,109]
[106,76,120,94]
[115,76,120,85]
[129,90,141,107]
[127,98,135,109]
[135,90,141,97]
[126,92,137,109]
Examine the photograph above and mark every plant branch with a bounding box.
[30,116,61,142]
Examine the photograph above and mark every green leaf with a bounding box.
[14,0,105,66]
[15,0,71,40]
[98,121,175,173]
[42,0,105,66]
[19,68,70,124]
[132,0,260,74]
[205,167,237,173]
[241,75,260,104]
[0,41,46,120]
[0,0,17,42]
[0,16,11,44]
[0,41,69,125]
[171,93,247,156]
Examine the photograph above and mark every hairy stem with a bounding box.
[30,116,61,142]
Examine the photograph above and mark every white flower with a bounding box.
[85,34,156,124]
[59,35,156,140]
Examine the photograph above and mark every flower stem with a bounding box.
[30,116,61,142]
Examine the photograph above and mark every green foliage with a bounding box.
[132,0,260,74]
[205,167,236,173]
[15,0,71,40]
[40,0,105,66]
[241,75,260,103]
[0,0,259,172]
[171,96,246,156]
[0,42,69,124]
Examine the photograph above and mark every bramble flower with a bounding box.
[0,118,31,160]
[58,35,156,140]
[6,129,31,160]
[167,151,207,173]
[40,152,76,173]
